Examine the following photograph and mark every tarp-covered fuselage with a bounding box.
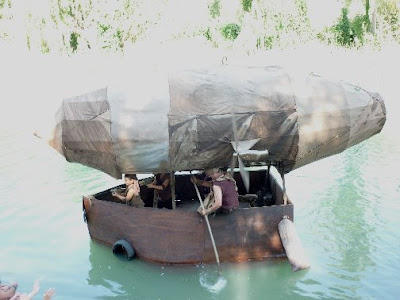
[49,65,386,178]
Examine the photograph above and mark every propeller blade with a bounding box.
[229,153,236,179]
[238,155,250,192]
[230,138,260,153]
[230,112,239,183]
[230,112,253,192]
[231,113,239,153]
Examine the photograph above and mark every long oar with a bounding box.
[192,178,221,275]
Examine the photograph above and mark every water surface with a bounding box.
[1,48,400,299]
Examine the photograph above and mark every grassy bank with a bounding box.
[1,1,398,137]
[0,0,399,55]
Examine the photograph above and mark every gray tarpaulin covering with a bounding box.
[49,65,386,178]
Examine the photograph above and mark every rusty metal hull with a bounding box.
[82,171,294,264]
[83,198,293,264]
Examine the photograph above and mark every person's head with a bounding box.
[124,174,137,186]
[220,166,228,173]
[0,282,18,300]
[204,167,223,180]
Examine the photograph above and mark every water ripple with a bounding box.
[199,272,227,294]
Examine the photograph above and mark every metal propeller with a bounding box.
[230,113,270,193]
[230,113,252,193]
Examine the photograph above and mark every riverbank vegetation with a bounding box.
[0,0,398,55]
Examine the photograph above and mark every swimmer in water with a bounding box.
[0,279,55,300]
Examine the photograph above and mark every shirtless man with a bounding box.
[112,174,144,207]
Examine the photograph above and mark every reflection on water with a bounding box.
[286,119,400,299]
[87,241,135,299]
[1,103,400,298]
[86,238,312,300]
[316,145,375,299]
[86,240,231,300]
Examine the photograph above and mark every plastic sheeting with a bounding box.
[49,65,386,178]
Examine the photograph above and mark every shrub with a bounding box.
[330,6,371,47]
[69,32,79,52]
[41,38,50,53]
[335,8,353,46]
[203,27,212,41]
[352,14,370,44]
[209,0,221,18]
[377,0,400,41]
[242,0,253,13]
[221,23,241,40]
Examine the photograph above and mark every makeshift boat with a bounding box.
[41,64,386,270]
[47,65,386,178]
[83,168,293,264]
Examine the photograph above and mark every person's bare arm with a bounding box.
[147,178,170,191]
[124,187,138,202]
[190,175,212,188]
[132,180,140,196]
[43,288,56,300]
[112,188,134,203]
[201,185,222,216]
[19,280,40,300]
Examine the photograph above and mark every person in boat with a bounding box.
[146,173,172,209]
[112,174,144,207]
[192,167,239,216]
[191,166,235,192]
[0,279,55,300]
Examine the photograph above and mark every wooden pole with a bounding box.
[266,163,271,187]
[153,190,158,208]
[192,180,221,275]
[170,171,176,209]
[278,216,310,272]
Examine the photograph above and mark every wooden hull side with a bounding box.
[83,198,293,264]
[83,199,205,264]
[204,204,293,262]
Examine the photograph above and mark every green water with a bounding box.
[1,49,400,299]
[1,108,399,299]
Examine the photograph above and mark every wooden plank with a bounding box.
[204,204,293,262]
[85,198,205,264]
[171,171,176,209]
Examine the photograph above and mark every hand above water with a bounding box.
[43,288,56,300]
[18,279,40,300]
